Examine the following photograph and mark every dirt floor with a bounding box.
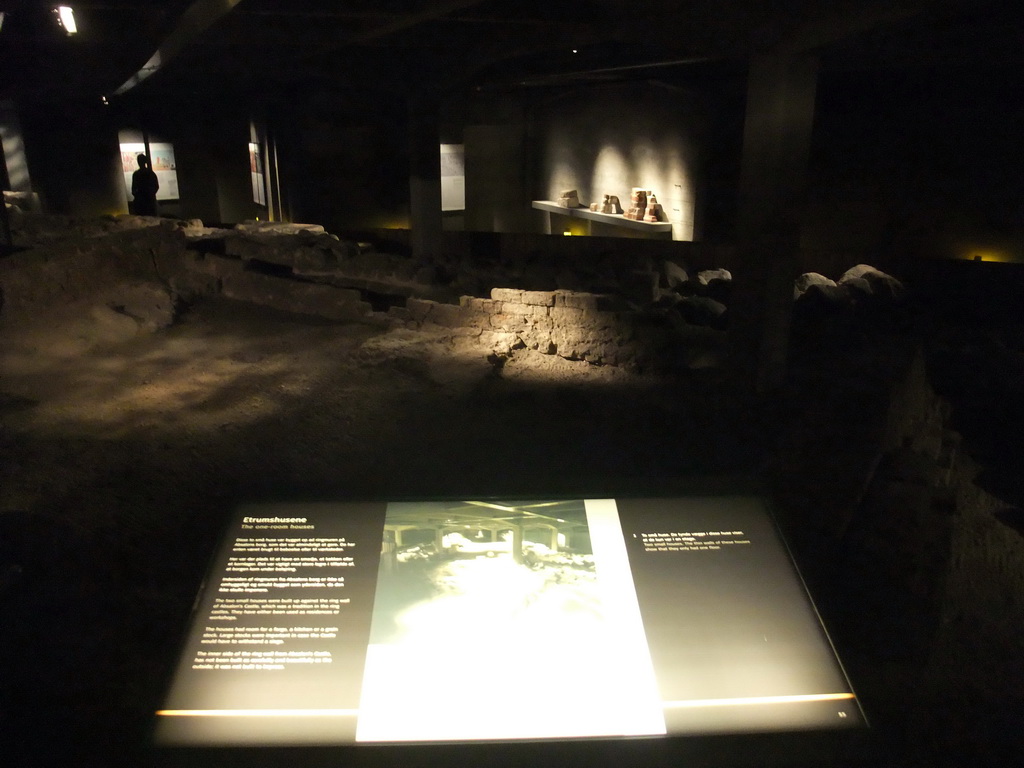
[1,291,1023,767]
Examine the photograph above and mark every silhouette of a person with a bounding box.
[131,154,159,216]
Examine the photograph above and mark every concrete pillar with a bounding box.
[464,124,528,233]
[408,96,442,259]
[0,159,10,246]
[729,52,819,391]
[435,527,445,552]
[381,531,396,575]
[549,527,559,552]
[511,525,524,564]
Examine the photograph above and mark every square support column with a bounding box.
[408,96,443,259]
[730,52,819,391]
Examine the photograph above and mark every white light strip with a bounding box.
[156,708,360,717]
[664,693,856,709]
[58,6,77,34]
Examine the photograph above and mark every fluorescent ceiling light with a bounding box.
[57,6,77,34]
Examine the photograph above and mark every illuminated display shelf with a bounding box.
[532,200,674,233]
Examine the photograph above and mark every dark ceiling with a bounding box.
[0,0,1020,106]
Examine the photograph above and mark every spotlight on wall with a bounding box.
[54,6,77,35]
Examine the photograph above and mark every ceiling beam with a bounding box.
[113,0,245,96]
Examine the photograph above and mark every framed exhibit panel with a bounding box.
[154,495,870,766]
[440,144,465,212]
[249,142,266,206]
[120,142,179,201]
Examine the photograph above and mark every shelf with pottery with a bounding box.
[531,200,673,233]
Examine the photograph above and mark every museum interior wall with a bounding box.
[531,81,705,242]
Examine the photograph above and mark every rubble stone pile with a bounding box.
[793,263,905,321]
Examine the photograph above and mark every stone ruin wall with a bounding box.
[0,215,688,370]
[393,289,655,367]
[0,213,903,372]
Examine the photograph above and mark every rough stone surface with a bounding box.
[862,269,904,301]
[663,260,689,289]
[843,276,874,299]
[0,223,188,321]
[794,272,837,299]
[679,295,728,329]
[697,268,732,286]
[220,270,370,321]
[405,288,672,369]
[234,221,326,235]
[839,263,881,283]
[797,282,854,312]
[101,282,178,332]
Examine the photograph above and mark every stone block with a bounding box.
[838,264,878,283]
[500,302,529,318]
[549,306,586,324]
[697,268,732,286]
[489,314,515,330]
[663,260,689,289]
[490,288,522,302]
[520,290,556,307]
[555,291,599,311]
[794,272,836,300]
[426,302,465,328]
[527,304,550,318]
[225,233,337,272]
[234,221,326,235]
[405,297,435,322]
[459,296,499,314]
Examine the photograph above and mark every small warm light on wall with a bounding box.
[563,230,572,236]
[959,248,1016,263]
[55,6,77,34]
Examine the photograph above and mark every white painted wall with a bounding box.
[537,82,700,241]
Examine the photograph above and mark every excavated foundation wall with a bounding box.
[0,215,689,369]
[391,289,661,367]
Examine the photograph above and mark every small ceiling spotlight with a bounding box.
[101,95,109,105]
[55,6,77,35]
[572,48,578,54]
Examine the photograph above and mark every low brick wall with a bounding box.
[389,288,662,367]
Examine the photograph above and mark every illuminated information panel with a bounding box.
[155,497,865,750]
